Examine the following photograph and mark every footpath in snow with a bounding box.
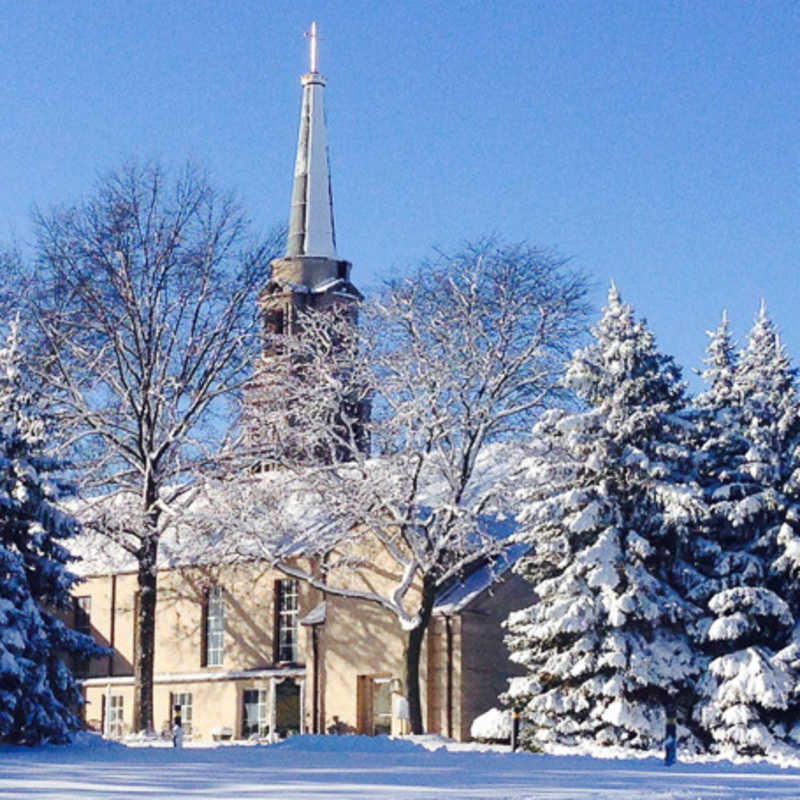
[1,734,800,799]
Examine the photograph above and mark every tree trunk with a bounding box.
[404,575,438,735]
[132,533,159,734]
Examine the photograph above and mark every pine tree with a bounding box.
[688,312,763,610]
[679,314,741,612]
[693,305,800,756]
[0,318,103,744]
[504,285,704,750]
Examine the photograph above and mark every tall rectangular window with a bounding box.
[205,585,225,667]
[171,691,193,738]
[242,688,269,739]
[107,694,124,739]
[275,579,299,663]
[72,596,92,677]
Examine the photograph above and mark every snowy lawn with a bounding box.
[2,734,800,799]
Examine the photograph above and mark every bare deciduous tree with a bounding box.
[22,162,280,732]
[217,240,590,734]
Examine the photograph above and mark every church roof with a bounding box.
[433,542,529,615]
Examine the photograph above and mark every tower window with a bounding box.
[266,308,284,335]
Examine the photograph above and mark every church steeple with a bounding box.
[287,21,337,259]
[247,24,368,459]
[261,22,361,331]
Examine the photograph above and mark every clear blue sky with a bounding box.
[1,1,798,391]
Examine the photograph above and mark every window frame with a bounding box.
[204,585,225,668]
[242,688,269,739]
[274,579,299,663]
[107,694,124,739]
[170,691,193,738]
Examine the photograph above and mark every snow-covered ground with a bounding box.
[2,735,800,799]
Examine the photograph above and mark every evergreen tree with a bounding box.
[693,305,800,756]
[739,305,800,609]
[504,285,703,750]
[679,314,741,611]
[0,319,103,744]
[688,313,764,610]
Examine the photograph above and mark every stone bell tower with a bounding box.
[260,21,362,336]
[248,23,368,461]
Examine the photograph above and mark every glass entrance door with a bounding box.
[371,677,392,736]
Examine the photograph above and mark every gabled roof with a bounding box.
[433,542,529,615]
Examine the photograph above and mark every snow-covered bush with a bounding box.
[470,708,512,742]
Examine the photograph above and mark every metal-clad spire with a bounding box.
[286,21,337,259]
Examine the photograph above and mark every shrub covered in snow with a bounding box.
[470,708,512,742]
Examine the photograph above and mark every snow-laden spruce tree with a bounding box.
[692,305,800,756]
[0,319,103,744]
[504,284,704,750]
[687,313,762,611]
[738,305,800,611]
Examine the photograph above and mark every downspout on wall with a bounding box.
[312,625,320,733]
[445,615,454,740]
[108,574,116,677]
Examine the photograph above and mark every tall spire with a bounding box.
[286,21,337,259]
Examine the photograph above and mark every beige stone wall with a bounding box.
[73,550,524,742]
[71,573,138,678]
[426,614,462,739]
[152,563,319,673]
[424,571,531,741]
[75,563,323,677]
[319,593,418,735]
[82,676,299,742]
[75,562,317,740]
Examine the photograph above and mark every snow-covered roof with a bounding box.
[65,441,522,579]
[433,542,529,614]
[79,665,304,688]
[311,277,345,294]
[65,474,338,577]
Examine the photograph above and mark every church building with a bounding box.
[70,24,529,744]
